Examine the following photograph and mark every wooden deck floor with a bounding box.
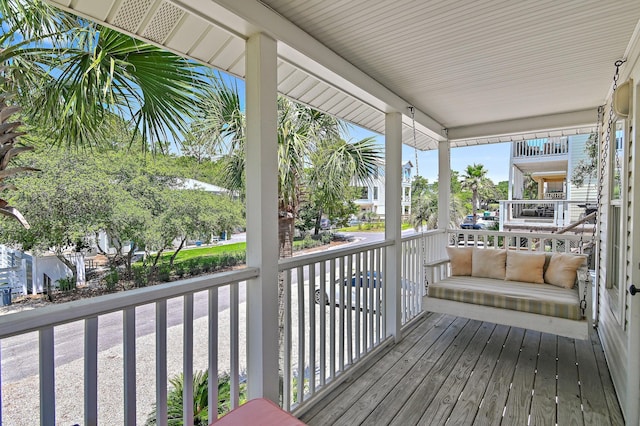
[299,313,624,426]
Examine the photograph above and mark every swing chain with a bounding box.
[596,59,626,243]
[587,59,626,311]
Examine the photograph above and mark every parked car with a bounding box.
[348,218,361,226]
[320,218,331,229]
[459,215,487,229]
[314,272,418,312]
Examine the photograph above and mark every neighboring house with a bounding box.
[175,178,232,195]
[500,134,595,231]
[353,161,413,219]
[0,245,85,298]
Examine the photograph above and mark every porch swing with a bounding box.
[421,61,627,340]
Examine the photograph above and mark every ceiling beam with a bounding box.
[194,0,447,141]
[447,108,598,141]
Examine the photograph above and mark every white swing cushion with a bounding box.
[426,276,582,320]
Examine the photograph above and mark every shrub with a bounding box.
[175,264,186,278]
[133,267,149,287]
[145,370,247,425]
[157,265,171,282]
[104,268,119,291]
[57,276,76,292]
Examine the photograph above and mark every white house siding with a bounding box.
[566,134,593,222]
[597,53,640,423]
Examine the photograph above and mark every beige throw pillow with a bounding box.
[471,248,507,280]
[505,251,546,284]
[446,247,473,276]
[544,253,586,289]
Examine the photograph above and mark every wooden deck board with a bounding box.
[530,333,557,426]
[412,323,495,425]
[473,327,524,425]
[348,317,476,426]
[575,337,611,425]
[364,321,481,425]
[503,330,540,424]
[446,324,510,425]
[557,336,583,425]
[303,315,624,426]
[301,313,453,424]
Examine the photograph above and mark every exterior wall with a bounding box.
[0,246,85,295]
[597,48,640,423]
[32,254,86,293]
[353,161,412,219]
[567,134,592,221]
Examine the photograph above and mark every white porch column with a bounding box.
[245,33,279,403]
[508,143,514,200]
[385,112,402,341]
[438,140,451,230]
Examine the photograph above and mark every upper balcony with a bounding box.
[513,137,569,160]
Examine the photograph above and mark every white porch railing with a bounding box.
[499,199,591,229]
[513,137,569,158]
[0,229,583,423]
[0,268,257,425]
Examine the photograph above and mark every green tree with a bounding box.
[496,181,509,200]
[461,163,490,221]
[410,176,437,230]
[522,173,539,200]
[1,149,115,283]
[572,133,597,188]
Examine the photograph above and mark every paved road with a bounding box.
[1,284,246,383]
[1,229,417,383]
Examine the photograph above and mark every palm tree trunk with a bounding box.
[277,214,295,403]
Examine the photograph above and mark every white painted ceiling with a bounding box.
[46,0,640,150]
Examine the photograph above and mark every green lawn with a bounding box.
[157,242,246,263]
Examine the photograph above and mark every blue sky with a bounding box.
[346,125,511,184]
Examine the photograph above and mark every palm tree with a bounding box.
[197,77,383,401]
[198,79,382,257]
[1,0,207,150]
[461,163,490,221]
[0,91,35,227]
[411,192,437,230]
[307,137,381,234]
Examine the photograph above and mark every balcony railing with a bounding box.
[499,199,591,229]
[543,191,565,200]
[0,228,587,424]
[513,137,569,159]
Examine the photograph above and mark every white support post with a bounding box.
[438,140,451,231]
[508,143,514,200]
[385,112,402,341]
[245,32,280,403]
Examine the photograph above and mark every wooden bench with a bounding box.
[423,254,592,340]
[214,398,306,425]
